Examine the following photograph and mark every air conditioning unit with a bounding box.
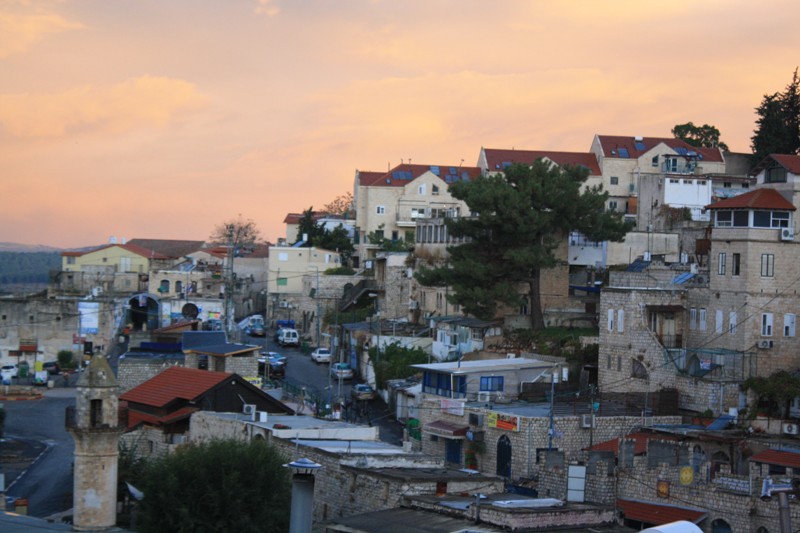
[468,413,484,426]
[642,416,654,428]
[780,228,795,241]
[242,404,256,415]
[279,301,288,308]
[477,391,493,403]
[783,423,800,435]
[581,414,595,429]
[758,340,774,349]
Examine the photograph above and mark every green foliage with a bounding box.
[136,439,291,533]
[57,350,75,368]
[743,370,800,418]
[371,342,428,386]
[0,251,60,286]
[322,192,355,218]
[415,161,631,329]
[671,122,729,150]
[324,266,356,276]
[294,208,356,265]
[751,68,800,162]
[294,207,325,245]
[367,224,412,252]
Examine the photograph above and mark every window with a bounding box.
[718,252,726,275]
[731,253,740,276]
[715,310,724,334]
[761,254,774,277]
[766,166,788,183]
[610,176,619,185]
[376,205,385,215]
[278,252,288,261]
[617,309,625,333]
[277,277,287,286]
[665,158,678,172]
[480,376,504,392]
[715,210,749,227]
[607,309,614,332]
[608,201,618,211]
[607,354,611,369]
[391,230,399,242]
[754,210,790,228]
[762,313,774,336]
[617,356,622,371]
[67,256,75,264]
[729,311,737,334]
[651,155,659,167]
[723,182,732,188]
[785,314,796,337]
[689,308,697,330]
[418,184,426,195]
[699,308,707,331]
[432,185,439,195]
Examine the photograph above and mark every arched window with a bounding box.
[711,518,732,533]
[175,280,183,294]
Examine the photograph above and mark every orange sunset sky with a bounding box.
[1,0,799,249]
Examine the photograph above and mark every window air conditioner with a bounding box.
[780,228,795,241]
[581,414,595,429]
[279,301,288,308]
[477,391,492,403]
[783,423,799,435]
[642,416,654,428]
[759,340,774,349]
[242,404,256,415]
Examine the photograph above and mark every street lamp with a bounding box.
[283,458,322,533]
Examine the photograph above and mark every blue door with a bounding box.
[445,438,462,464]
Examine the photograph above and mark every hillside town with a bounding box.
[3,132,800,532]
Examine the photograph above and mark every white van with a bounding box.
[278,328,299,347]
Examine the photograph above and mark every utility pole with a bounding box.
[224,224,235,339]
[311,266,320,348]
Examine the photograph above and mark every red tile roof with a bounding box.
[705,187,796,210]
[482,148,601,175]
[126,406,199,430]
[283,211,326,224]
[120,367,231,408]
[596,135,724,163]
[357,164,482,188]
[770,154,800,175]
[749,448,800,469]
[617,499,707,525]
[60,243,169,259]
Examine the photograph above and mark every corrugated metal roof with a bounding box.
[617,498,707,525]
[749,448,800,468]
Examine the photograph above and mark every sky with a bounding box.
[1,0,799,249]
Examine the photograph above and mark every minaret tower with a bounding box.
[67,353,124,530]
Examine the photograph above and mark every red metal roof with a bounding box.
[125,406,199,430]
[587,432,665,455]
[749,448,800,469]
[120,367,232,408]
[617,499,707,525]
[705,187,796,211]
[357,164,482,188]
[482,148,602,175]
[596,135,724,163]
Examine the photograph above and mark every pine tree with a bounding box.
[415,161,631,329]
[751,68,800,161]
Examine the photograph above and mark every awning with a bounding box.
[422,420,469,439]
[617,499,707,525]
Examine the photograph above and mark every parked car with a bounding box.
[258,353,286,377]
[310,347,331,363]
[330,363,353,380]
[245,324,266,337]
[350,384,376,401]
[274,327,285,342]
[43,361,61,375]
[1,364,18,378]
[278,328,300,347]
[260,350,287,366]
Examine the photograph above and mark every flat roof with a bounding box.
[412,357,553,374]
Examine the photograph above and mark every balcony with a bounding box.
[656,334,683,349]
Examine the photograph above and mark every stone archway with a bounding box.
[128,294,160,331]
[711,518,732,533]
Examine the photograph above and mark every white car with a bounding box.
[1,364,18,378]
[310,347,331,363]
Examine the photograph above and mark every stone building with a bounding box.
[66,352,125,530]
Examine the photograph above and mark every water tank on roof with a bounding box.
[641,522,703,533]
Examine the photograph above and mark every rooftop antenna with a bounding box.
[459,158,464,167]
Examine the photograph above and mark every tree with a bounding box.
[751,68,800,162]
[293,207,325,245]
[315,224,355,265]
[367,224,412,252]
[743,370,800,418]
[415,161,631,330]
[322,192,354,218]
[209,215,262,250]
[671,122,729,150]
[135,439,291,533]
[371,342,429,386]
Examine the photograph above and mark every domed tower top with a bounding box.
[76,352,118,389]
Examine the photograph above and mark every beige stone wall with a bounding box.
[117,358,184,393]
[63,245,150,273]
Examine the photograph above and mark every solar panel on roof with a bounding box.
[502,162,511,169]
[618,148,630,158]
[461,172,470,180]
[449,167,457,175]
[430,166,440,176]
[674,147,688,156]
[634,141,646,151]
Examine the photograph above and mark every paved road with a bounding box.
[4,388,76,518]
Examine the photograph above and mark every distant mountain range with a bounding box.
[0,242,62,252]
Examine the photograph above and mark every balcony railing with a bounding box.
[656,334,683,349]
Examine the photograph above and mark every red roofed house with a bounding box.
[282,211,355,245]
[120,366,292,458]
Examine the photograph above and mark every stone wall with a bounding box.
[117,358,184,393]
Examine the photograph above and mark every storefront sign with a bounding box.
[488,412,519,432]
